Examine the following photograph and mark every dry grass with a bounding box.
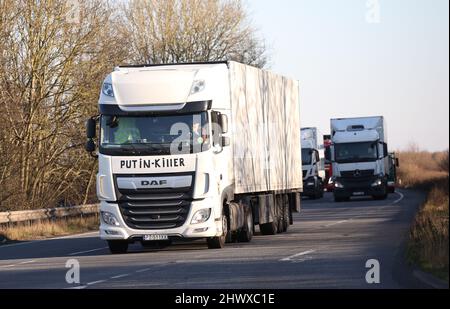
[400,149,449,282]
[397,150,448,188]
[0,215,99,243]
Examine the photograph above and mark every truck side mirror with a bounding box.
[395,158,399,167]
[219,114,228,134]
[383,142,388,158]
[86,118,97,139]
[221,136,230,147]
[85,139,96,152]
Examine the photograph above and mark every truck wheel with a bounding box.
[319,181,324,198]
[237,208,253,242]
[259,220,278,235]
[107,240,128,254]
[207,215,228,249]
[334,196,343,202]
[281,203,290,232]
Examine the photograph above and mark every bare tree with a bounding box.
[0,0,127,210]
[0,0,268,211]
[122,0,268,68]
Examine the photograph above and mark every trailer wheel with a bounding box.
[237,208,253,242]
[207,215,228,249]
[281,202,290,232]
[107,240,128,254]
[259,220,278,235]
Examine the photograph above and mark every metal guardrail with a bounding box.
[0,204,100,224]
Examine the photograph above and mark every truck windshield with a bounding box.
[334,142,378,163]
[301,148,312,165]
[99,112,210,156]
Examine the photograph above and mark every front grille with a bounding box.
[302,170,307,178]
[115,175,193,230]
[340,169,374,180]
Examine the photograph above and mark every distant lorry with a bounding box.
[323,134,334,191]
[387,152,399,193]
[301,127,325,199]
[85,61,302,254]
[330,116,389,202]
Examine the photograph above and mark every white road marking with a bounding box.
[68,285,87,289]
[68,247,108,256]
[135,268,152,273]
[86,279,107,286]
[0,259,35,269]
[280,249,316,262]
[323,219,349,227]
[392,191,404,204]
[110,274,130,279]
[0,264,16,268]
[18,260,35,265]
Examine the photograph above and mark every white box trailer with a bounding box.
[85,61,302,253]
[330,116,390,202]
[229,62,302,194]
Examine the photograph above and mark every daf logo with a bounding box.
[354,169,361,177]
[141,180,167,186]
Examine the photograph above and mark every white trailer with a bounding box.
[330,116,390,202]
[300,127,325,199]
[85,61,302,253]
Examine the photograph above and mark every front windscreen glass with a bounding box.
[100,112,209,155]
[334,142,378,163]
[301,148,312,165]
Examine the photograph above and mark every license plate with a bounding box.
[352,191,365,196]
[143,234,169,241]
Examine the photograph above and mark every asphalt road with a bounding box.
[0,189,427,289]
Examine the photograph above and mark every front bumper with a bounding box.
[99,198,220,240]
[301,177,317,196]
[333,177,386,198]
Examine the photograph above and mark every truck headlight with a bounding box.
[191,208,211,224]
[371,179,383,187]
[334,181,344,188]
[102,82,114,97]
[101,211,120,226]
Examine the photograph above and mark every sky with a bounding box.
[246,0,449,151]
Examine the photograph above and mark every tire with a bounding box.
[108,240,128,254]
[237,207,253,242]
[334,195,343,202]
[319,182,324,198]
[373,184,388,200]
[281,203,289,232]
[259,220,278,235]
[334,195,349,202]
[207,215,228,249]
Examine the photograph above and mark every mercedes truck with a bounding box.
[300,127,325,199]
[85,61,302,253]
[330,116,389,202]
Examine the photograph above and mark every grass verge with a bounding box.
[0,214,99,243]
[399,150,449,282]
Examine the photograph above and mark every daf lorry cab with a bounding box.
[85,61,302,253]
[300,127,325,199]
[330,116,390,202]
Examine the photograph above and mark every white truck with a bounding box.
[330,116,389,202]
[300,127,325,199]
[85,61,302,253]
